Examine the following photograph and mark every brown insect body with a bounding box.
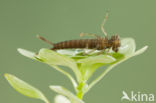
[38,12,121,53]
[51,35,120,52]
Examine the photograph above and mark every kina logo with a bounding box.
[121,91,155,102]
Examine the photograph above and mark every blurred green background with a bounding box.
[0,0,155,103]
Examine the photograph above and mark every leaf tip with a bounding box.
[144,45,148,50]
[17,48,36,59]
[133,45,148,56]
[17,48,24,54]
[4,73,12,79]
[140,45,148,53]
[4,73,8,78]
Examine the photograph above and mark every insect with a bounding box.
[37,12,121,53]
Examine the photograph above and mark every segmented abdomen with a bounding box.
[52,39,99,50]
[51,38,109,50]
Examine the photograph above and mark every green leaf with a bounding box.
[54,95,71,103]
[4,73,49,103]
[38,48,82,83]
[17,48,78,90]
[132,45,148,57]
[38,49,76,67]
[119,38,136,56]
[86,46,148,93]
[77,55,116,64]
[50,85,84,103]
[78,55,116,81]
[17,48,36,59]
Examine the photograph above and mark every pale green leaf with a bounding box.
[78,55,116,81]
[86,46,148,93]
[119,38,136,56]
[38,48,81,83]
[17,48,36,59]
[132,45,148,57]
[17,48,78,89]
[5,73,49,103]
[50,85,84,103]
[77,55,116,64]
[38,49,76,67]
[54,95,71,103]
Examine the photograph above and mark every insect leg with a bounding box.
[37,35,54,46]
[101,11,109,36]
[97,48,111,55]
[83,44,100,55]
[97,49,106,55]
[85,45,99,55]
[83,43,89,55]
[80,33,101,38]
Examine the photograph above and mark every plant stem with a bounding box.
[76,82,86,100]
[77,91,83,99]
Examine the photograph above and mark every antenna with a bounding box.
[101,10,109,36]
[37,35,54,46]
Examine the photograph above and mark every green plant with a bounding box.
[5,37,148,103]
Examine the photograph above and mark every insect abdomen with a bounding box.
[52,39,99,50]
